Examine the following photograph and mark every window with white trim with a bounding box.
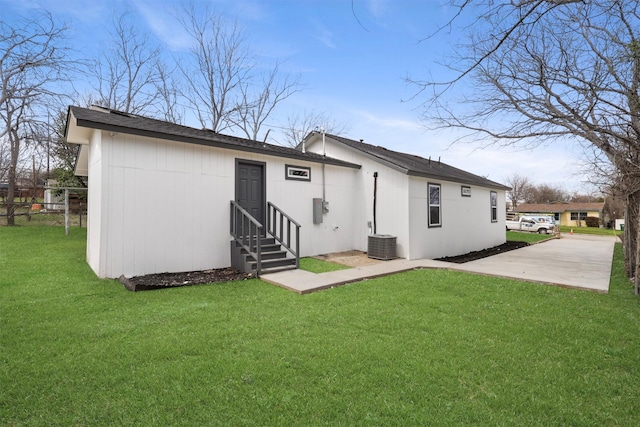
[570,212,587,221]
[490,191,498,222]
[428,183,441,227]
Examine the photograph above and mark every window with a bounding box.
[285,164,311,181]
[570,212,587,221]
[428,183,441,227]
[554,213,560,221]
[490,191,497,222]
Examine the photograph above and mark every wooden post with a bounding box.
[64,189,69,236]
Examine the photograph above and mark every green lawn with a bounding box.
[559,225,622,236]
[299,257,351,273]
[506,230,554,244]
[2,227,639,425]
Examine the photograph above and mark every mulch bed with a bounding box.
[435,241,529,264]
[120,241,530,291]
[119,267,253,291]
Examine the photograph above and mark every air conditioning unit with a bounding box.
[368,234,397,260]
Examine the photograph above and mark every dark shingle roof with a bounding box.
[325,133,509,190]
[66,106,360,169]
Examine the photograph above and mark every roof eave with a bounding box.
[406,170,510,190]
[72,116,360,169]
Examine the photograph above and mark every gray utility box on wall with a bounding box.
[313,198,323,224]
[368,234,397,260]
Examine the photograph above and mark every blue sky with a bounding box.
[3,0,593,193]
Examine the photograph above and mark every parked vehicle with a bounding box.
[506,215,556,234]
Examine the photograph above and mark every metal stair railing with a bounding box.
[230,200,263,275]
[267,202,301,269]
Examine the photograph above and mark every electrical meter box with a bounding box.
[313,198,323,224]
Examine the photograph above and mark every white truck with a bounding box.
[506,215,556,234]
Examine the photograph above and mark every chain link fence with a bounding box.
[0,189,87,229]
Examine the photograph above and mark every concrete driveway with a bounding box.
[452,233,617,292]
[262,233,617,294]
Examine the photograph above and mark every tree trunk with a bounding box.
[626,191,640,280]
[6,127,23,226]
[635,191,640,295]
[6,135,18,226]
[636,206,640,295]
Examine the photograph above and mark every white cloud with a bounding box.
[352,109,422,133]
[312,23,336,49]
[132,2,193,51]
[366,0,390,21]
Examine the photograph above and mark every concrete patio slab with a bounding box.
[260,233,617,294]
[453,233,616,293]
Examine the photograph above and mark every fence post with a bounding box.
[65,189,69,236]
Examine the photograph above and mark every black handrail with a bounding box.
[230,201,262,274]
[267,202,301,269]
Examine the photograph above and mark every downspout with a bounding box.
[322,128,327,212]
[373,171,378,234]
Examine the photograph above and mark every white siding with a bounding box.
[408,178,506,259]
[86,129,103,276]
[306,134,506,261]
[266,161,360,257]
[88,132,362,278]
[305,137,411,257]
[85,129,506,278]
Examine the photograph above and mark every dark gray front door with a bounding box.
[236,161,265,229]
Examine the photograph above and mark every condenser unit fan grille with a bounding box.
[367,234,397,260]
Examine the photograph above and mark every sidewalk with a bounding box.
[260,233,616,294]
[260,258,452,294]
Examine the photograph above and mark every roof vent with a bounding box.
[360,139,364,143]
[89,105,131,117]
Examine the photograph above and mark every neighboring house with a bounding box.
[514,202,605,227]
[65,105,509,279]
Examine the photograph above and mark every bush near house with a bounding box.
[585,216,600,227]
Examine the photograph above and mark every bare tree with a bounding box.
[94,11,161,114]
[281,110,350,147]
[412,0,640,286]
[176,4,300,139]
[0,138,8,182]
[570,193,603,203]
[45,108,86,190]
[154,61,184,124]
[234,61,300,141]
[177,4,250,133]
[0,12,72,225]
[525,184,567,204]
[505,173,530,210]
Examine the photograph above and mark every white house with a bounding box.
[65,106,509,279]
[302,133,509,261]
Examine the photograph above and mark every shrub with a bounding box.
[585,216,600,227]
